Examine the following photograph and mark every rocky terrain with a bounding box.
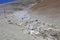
[0,9,60,40]
[0,0,60,40]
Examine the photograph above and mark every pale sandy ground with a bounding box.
[0,10,47,40]
[0,10,35,40]
[0,1,60,40]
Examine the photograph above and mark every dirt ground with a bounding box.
[29,0,60,26]
[0,0,60,40]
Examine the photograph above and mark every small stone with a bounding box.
[22,18,24,20]
[43,23,45,25]
[8,20,13,24]
[5,16,7,18]
[35,20,38,21]
[28,32,31,34]
[8,20,11,22]
[9,22,13,24]
[51,34,57,37]
[51,25,54,27]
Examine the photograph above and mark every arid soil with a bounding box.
[28,0,60,26]
[0,0,60,40]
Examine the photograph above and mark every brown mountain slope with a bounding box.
[31,0,60,11]
[28,0,60,26]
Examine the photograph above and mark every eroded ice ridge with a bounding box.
[0,10,60,40]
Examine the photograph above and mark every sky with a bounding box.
[0,0,15,4]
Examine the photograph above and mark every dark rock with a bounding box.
[8,20,11,22]
[35,19,38,21]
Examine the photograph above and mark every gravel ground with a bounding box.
[0,1,60,40]
[0,10,60,40]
